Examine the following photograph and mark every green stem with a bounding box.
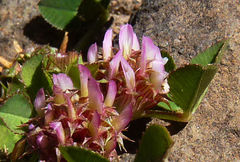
[135,110,192,122]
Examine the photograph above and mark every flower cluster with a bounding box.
[87,24,169,116]
[26,24,169,161]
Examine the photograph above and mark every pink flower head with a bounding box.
[27,24,171,161]
[78,65,91,97]
[53,73,74,91]
[103,29,113,61]
[87,43,98,63]
[119,24,134,58]
[34,88,45,116]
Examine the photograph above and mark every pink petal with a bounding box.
[104,136,117,157]
[151,60,169,92]
[121,58,136,92]
[140,36,160,75]
[87,43,98,63]
[45,104,54,125]
[50,122,65,145]
[88,77,104,114]
[53,85,65,104]
[119,24,134,58]
[65,94,76,120]
[53,73,74,91]
[34,88,45,116]
[132,32,140,51]
[104,80,117,107]
[88,111,100,138]
[103,29,113,61]
[78,65,91,97]
[109,50,122,79]
[112,103,132,132]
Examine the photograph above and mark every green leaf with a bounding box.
[86,63,99,78]
[191,40,227,66]
[143,64,218,122]
[21,55,43,87]
[0,94,32,133]
[168,64,217,114]
[7,79,25,96]
[161,50,176,72]
[67,65,80,89]
[60,146,109,162]
[21,55,52,100]
[141,41,227,122]
[38,0,83,30]
[0,120,22,153]
[157,100,181,112]
[134,125,173,162]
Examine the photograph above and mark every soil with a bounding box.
[0,0,239,161]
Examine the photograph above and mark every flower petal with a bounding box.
[78,65,91,97]
[34,88,45,116]
[132,32,140,51]
[53,73,74,91]
[140,36,160,75]
[50,122,65,145]
[103,29,113,61]
[87,43,98,63]
[104,136,117,157]
[45,104,54,125]
[65,94,76,120]
[109,50,122,79]
[104,80,117,107]
[121,58,135,92]
[88,77,104,114]
[53,85,65,104]
[151,60,169,92]
[119,24,133,58]
[88,111,100,138]
[112,103,132,132]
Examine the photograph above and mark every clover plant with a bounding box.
[0,24,227,161]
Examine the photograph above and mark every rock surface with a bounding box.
[133,0,240,161]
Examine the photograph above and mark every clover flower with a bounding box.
[26,24,169,161]
[28,71,132,161]
[89,24,169,115]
